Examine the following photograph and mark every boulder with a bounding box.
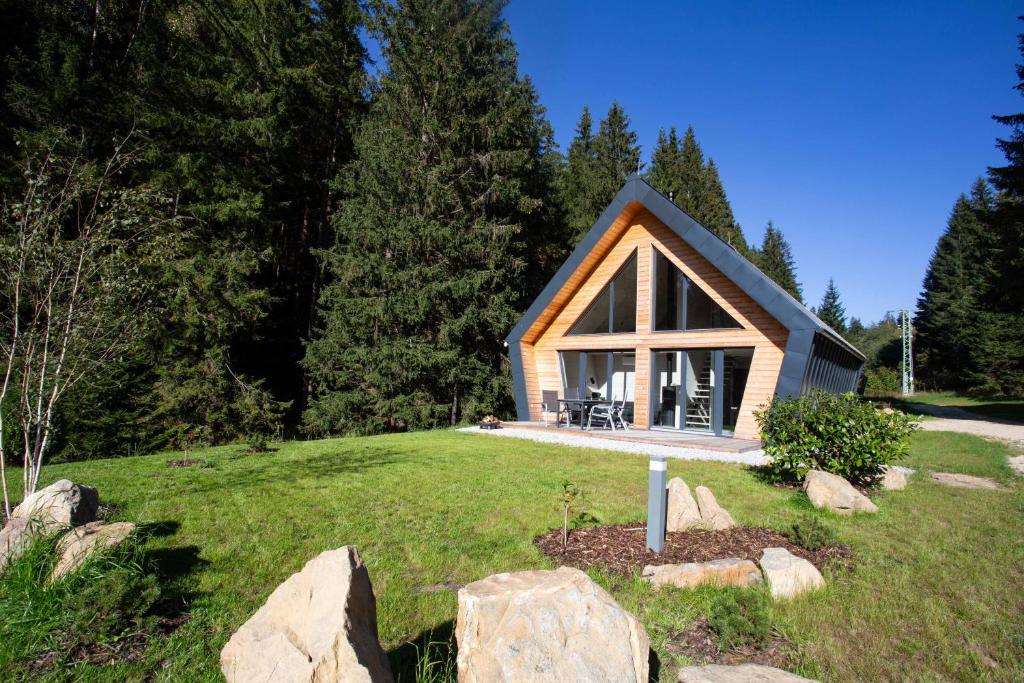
[930,472,1006,491]
[694,486,736,530]
[678,663,818,682]
[666,478,703,532]
[221,545,393,683]
[879,467,907,491]
[758,547,824,600]
[642,558,762,589]
[456,566,649,683]
[803,470,878,515]
[50,521,136,581]
[12,479,99,531]
[0,517,36,571]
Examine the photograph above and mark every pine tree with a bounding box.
[304,0,557,434]
[914,181,999,392]
[699,159,749,253]
[592,101,641,200]
[647,127,683,200]
[677,125,706,215]
[817,278,847,333]
[561,106,600,241]
[754,222,803,302]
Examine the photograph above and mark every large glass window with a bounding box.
[653,249,741,331]
[559,350,635,409]
[569,252,637,335]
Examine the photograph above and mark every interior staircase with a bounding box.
[684,356,734,431]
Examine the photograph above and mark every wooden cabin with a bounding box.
[506,175,865,440]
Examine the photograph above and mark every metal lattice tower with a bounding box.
[898,309,914,397]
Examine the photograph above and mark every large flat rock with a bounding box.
[678,663,818,682]
[643,558,762,589]
[51,521,136,581]
[930,472,1006,490]
[456,566,649,682]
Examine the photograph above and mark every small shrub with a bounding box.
[754,390,916,483]
[788,514,837,551]
[708,589,771,651]
[864,367,901,395]
[554,480,585,550]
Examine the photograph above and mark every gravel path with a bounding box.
[909,403,1024,446]
[457,426,768,466]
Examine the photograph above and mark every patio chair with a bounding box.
[586,398,616,431]
[536,390,569,427]
[611,398,631,431]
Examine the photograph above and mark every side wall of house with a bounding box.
[520,210,788,440]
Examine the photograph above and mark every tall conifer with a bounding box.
[304,0,556,433]
[755,222,803,302]
[647,127,683,200]
[817,278,847,333]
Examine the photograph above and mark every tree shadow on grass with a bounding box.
[186,446,401,496]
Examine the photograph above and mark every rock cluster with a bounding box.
[221,546,393,683]
[803,470,878,515]
[455,566,650,683]
[1,479,106,572]
[666,477,736,531]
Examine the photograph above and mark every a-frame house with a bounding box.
[506,175,865,440]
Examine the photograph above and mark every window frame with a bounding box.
[651,245,743,333]
[567,249,638,336]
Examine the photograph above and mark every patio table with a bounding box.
[557,398,613,429]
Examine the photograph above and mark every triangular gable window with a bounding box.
[653,248,741,331]
[568,251,637,335]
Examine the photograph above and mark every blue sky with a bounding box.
[502,1,1021,323]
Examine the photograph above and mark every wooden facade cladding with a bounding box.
[519,207,788,440]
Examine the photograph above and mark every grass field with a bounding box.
[895,391,1024,423]
[2,428,1023,682]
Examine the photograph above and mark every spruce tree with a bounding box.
[755,222,803,302]
[677,125,706,215]
[647,127,683,201]
[592,101,641,200]
[304,0,556,433]
[982,25,1024,395]
[561,106,600,241]
[817,278,847,333]
[699,159,749,253]
[914,180,1003,392]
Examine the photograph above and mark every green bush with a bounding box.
[864,367,901,395]
[754,390,916,483]
[788,514,837,551]
[708,589,771,651]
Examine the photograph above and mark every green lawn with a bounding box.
[4,428,1024,682]
[896,391,1024,423]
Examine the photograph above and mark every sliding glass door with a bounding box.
[559,351,636,422]
[651,348,753,435]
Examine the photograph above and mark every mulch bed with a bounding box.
[664,617,793,668]
[534,523,851,576]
